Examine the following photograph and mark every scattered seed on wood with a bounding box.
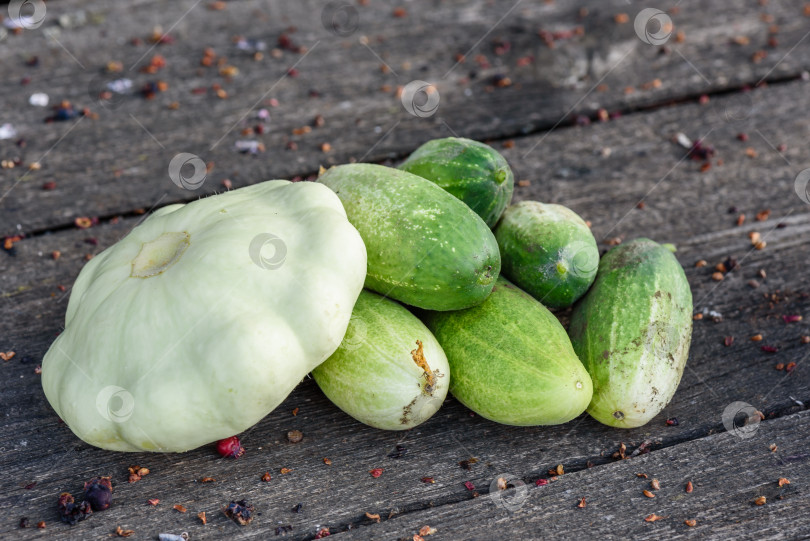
[200,477,215,483]
[775,363,785,370]
[645,514,665,522]
[651,479,661,490]
[577,497,586,508]
[693,313,703,320]
[555,464,565,475]
[605,237,622,246]
[751,334,763,341]
[173,505,186,513]
[280,468,293,475]
[261,472,271,482]
[761,345,779,353]
[320,142,332,153]
[715,262,727,273]
[724,336,734,347]
[754,496,767,506]
[685,519,697,527]
[459,458,478,470]
[643,489,655,498]
[786,362,797,372]
[801,336,810,344]
[198,511,207,525]
[517,179,531,187]
[754,240,767,250]
[287,430,303,443]
[782,315,803,323]
[115,526,135,537]
[685,481,693,493]
[421,477,435,484]
[148,499,160,506]
[0,351,16,361]
[755,209,771,221]
[614,13,629,23]
[736,214,745,227]
[712,272,724,281]
[770,444,778,452]
[37,522,46,529]
[365,512,381,523]
[778,478,790,487]
[757,269,767,279]
[666,417,679,426]
[419,525,437,536]
[370,468,384,478]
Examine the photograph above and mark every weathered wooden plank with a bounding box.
[343,410,810,541]
[1,77,808,538]
[2,0,810,234]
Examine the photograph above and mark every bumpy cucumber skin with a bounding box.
[399,137,515,227]
[398,137,514,228]
[422,277,592,426]
[318,164,500,311]
[568,238,693,429]
[312,290,449,430]
[495,201,598,310]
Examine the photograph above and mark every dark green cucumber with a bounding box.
[422,277,592,426]
[568,238,693,428]
[318,163,500,310]
[398,137,514,228]
[494,201,598,309]
[312,290,450,430]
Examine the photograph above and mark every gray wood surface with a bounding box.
[2,0,810,233]
[1,0,809,539]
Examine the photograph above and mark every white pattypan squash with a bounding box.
[41,180,367,452]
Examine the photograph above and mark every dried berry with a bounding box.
[84,477,113,511]
[665,417,679,426]
[754,496,766,506]
[685,519,697,527]
[57,492,92,525]
[216,436,244,458]
[224,500,254,525]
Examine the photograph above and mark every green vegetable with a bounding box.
[312,290,449,430]
[318,163,500,310]
[398,137,514,227]
[568,238,693,428]
[41,181,367,452]
[422,277,592,426]
[494,201,598,309]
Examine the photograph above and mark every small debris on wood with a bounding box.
[665,417,679,426]
[200,477,215,483]
[323,458,332,465]
[84,477,113,511]
[577,497,586,508]
[778,478,790,487]
[650,479,661,490]
[643,489,655,498]
[464,481,475,491]
[287,430,303,443]
[685,519,697,527]
[421,477,435,484]
[750,334,763,341]
[365,512,381,523]
[724,336,734,347]
[369,468,384,478]
[644,514,666,522]
[261,472,271,482]
[224,500,254,525]
[754,496,767,506]
[280,468,293,475]
[459,457,478,470]
[148,499,160,506]
[114,526,135,537]
[198,511,207,525]
[685,481,693,493]
[173,504,187,513]
[712,272,724,281]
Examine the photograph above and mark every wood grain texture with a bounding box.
[2,0,810,234]
[2,73,808,539]
[344,410,810,541]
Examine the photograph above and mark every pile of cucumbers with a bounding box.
[313,137,693,431]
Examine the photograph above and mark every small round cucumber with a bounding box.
[312,290,449,430]
[495,201,598,309]
[568,238,693,428]
[399,137,514,228]
[422,277,592,426]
